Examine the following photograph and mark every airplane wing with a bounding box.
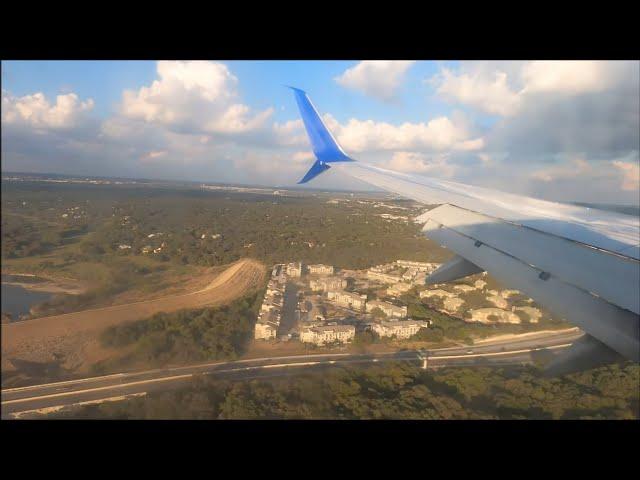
[289,87,640,371]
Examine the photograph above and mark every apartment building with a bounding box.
[468,308,521,324]
[255,322,278,340]
[474,279,487,290]
[487,295,509,309]
[387,282,412,296]
[443,297,465,313]
[420,289,456,299]
[396,260,438,272]
[500,289,521,299]
[371,320,430,339]
[326,290,367,311]
[454,284,475,293]
[310,277,347,292]
[300,325,356,345]
[307,264,334,276]
[286,262,303,278]
[367,270,402,284]
[366,300,408,319]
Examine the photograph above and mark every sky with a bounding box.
[2,60,639,205]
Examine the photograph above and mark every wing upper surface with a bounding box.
[333,162,640,260]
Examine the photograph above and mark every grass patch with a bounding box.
[90,292,263,374]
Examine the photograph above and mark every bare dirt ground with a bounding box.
[1,274,87,295]
[1,259,266,374]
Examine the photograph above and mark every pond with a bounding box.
[1,276,54,321]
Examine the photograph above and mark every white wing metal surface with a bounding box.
[333,162,640,260]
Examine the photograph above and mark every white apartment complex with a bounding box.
[454,284,475,293]
[307,264,334,275]
[367,270,403,284]
[255,322,277,340]
[487,295,509,309]
[468,308,521,324]
[310,277,347,292]
[255,264,286,340]
[286,262,303,277]
[474,279,487,290]
[420,289,456,299]
[326,290,367,311]
[300,325,356,345]
[366,300,408,319]
[395,260,439,272]
[387,282,412,296]
[443,297,465,313]
[371,320,430,339]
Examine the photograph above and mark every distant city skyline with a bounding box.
[2,60,639,205]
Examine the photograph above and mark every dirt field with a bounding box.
[1,258,266,374]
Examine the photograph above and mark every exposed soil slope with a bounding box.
[2,259,266,373]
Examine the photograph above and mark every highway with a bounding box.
[1,328,582,418]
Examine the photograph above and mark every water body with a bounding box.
[1,282,53,321]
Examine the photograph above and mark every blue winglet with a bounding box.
[298,160,331,184]
[288,87,354,184]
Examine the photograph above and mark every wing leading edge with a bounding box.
[289,88,640,364]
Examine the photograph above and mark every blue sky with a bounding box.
[2,60,638,204]
[2,60,458,124]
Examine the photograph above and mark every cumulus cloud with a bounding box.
[292,151,315,162]
[520,152,639,204]
[612,158,640,191]
[271,110,484,156]
[531,158,592,182]
[431,61,637,118]
[430,61,639,202]
[433,68,521,116]
[272,118,307,147]
[120,61,273,135]
[325,114,483,153]
[140,150,168,163]
[335,61,415,100]
[2,90,94,129]
[520,61,617,95]
[386,151,460,178]
[477,153,494,167]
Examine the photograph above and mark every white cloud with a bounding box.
[431,61,637,117]
[335,61,415,100]
[455,137,485,151]
[2,90,94,129]
[292,151,315,163]
[386,151,459,178]
[531,158,592,182]
[612,159,640,191]
[329,114,483,153]
[120,61,273,135]
[433,68,521,116]
[477,153,494,167]
[521,61,613,95]
[272,118,307,146]
[140,150,168,163]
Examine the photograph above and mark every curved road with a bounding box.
[2,328,582,418]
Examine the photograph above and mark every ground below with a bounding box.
[1,259,266,379]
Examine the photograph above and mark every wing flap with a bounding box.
[422,218,640,361]
[420,204,640,315]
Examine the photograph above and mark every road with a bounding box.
[1,328,582,418]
